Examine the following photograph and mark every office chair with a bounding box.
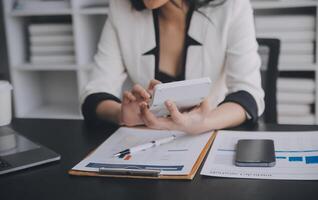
[257,38,280,124]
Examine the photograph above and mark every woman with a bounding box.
[81,0,264,134]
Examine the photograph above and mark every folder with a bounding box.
[69,127,216,180]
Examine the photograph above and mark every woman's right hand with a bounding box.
[120,80,161,126]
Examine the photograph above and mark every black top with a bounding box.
[157,71,184,83]
[2,119,318,200]
[82,6,259,128]
[151,6,200,83]
[143,6,199,83]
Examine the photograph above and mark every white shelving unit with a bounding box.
[2,0,109,119]
[2,0,318,122]
[252,0,318,124]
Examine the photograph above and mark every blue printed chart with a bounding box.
[201,131,318,180]
[275,152,318,165]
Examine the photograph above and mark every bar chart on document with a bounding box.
[201,131,318,180]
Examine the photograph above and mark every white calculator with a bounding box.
[149,77,212,117]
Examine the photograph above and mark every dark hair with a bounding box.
[130,0,225,11]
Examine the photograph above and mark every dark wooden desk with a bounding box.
[1,119,318,200]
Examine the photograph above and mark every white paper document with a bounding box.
[72,127,213,175]
[201,130,318,180]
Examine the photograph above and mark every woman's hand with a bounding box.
[139,98,212,135]
[120,80,161,126]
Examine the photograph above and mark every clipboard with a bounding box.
[69,129,217,180]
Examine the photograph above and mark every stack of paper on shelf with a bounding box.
[28,23,75,64]
[14,0,70,11]
[80,0,110,8]
[255,14,316,70]
[277,78,315,125]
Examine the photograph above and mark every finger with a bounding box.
[140,102,172,129]
[132,84,151,100]
[147,79,161,91]
[147,80,161,98]
[165,100,184,124]
[123,91,136,104]
[140,102,159,128]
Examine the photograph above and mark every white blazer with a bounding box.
[82,0,265,116]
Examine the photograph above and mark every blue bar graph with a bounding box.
[276,156,287,159]
[305,156,318,164]
[288,157,303,162]
[218,149,318,165]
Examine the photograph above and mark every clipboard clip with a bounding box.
[99,167,161,177]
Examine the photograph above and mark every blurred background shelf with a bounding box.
[252,1,318,9]
[278,64,317,72]
[2,0,109,119]
[9,9,72,17]
[13,63,77,71]
[253,1,318,124]
[78,7,109,15]
[21,103,82,119]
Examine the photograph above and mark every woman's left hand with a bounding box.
[140,98,212,135]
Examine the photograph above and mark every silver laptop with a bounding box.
[0,126,61,175]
